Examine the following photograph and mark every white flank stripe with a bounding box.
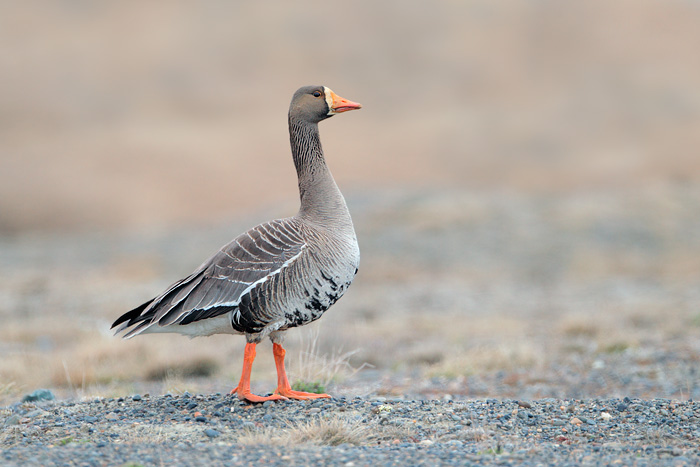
[123,245,306,337]
[199,245,306,311]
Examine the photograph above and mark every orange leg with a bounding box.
[272,343,331,400]
[230,342,288,403]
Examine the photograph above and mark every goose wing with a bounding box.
[112,219,306,337]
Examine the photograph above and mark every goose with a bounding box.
[112,86,362,402]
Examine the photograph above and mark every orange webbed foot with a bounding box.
[230,386,288,403]
[274,387,331,400]
[230,342,289,403]
[270,342,333,400]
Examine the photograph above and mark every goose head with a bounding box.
[289,86,362,124]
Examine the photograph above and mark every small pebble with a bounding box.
[132,395,142,401]
[22,389,55,403]
[204,429,220,438]
[4,415,21,426]
[24,410,44,419]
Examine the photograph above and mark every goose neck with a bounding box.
[288,116,350,225]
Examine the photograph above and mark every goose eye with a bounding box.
[313,90,322,97]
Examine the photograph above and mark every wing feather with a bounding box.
[112,219,306,336]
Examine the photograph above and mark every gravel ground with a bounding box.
[2,394,700,466]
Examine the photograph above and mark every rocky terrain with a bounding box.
[3,393,700,466]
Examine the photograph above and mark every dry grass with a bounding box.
[287,326,371,390]
[455,427,489,442]
[428,341,545,379]
[237,417,369,447]
[235,415,418,447]
[287,417,374,446]
[113,423,202,445]
[145,357,219,382]
[10,411,418,448]
[640,428,683,446]
[0,383,22,408]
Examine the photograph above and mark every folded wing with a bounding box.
[111,219,306,338]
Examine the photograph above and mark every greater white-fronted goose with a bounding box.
[112,86,362,402]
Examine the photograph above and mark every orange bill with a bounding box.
[329,91,362,113]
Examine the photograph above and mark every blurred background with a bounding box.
[1,0,699,403]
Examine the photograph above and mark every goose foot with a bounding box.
[274,387,331,400]
[272,342,332,401]
[231,342,289,403]
[230,385,288,403]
